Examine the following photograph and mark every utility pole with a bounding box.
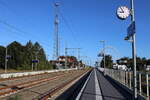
[130,0,137,99]
[35,54,37,70]
[100,40,105,75]
[53,2,60,60]
[35,51,39,71]
[31,52,33,71]
[5,46,8,73]
[77,48,81,69]
[65,46,68,69]
[32,62,34,71]
[80,56,88,67]
[77,48,80,61]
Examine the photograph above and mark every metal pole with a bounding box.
[139,73,141,95]
[5,46,8,73]
[130,72,132,89]
[65,48,67,69]
[32,62,33,71]
[132,34,137,99]
[125,71,127,85]
[35,52,38,71]
[78,48,80,69]
[146,74,149,100]
[54,3,59,60]
[103,41,105,75]
[130,0,137,99]
[124,71,126,85]
[126,71,128,86]
[100,40,105,75]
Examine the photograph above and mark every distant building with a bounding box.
[113,63,127,71]
[113,63,118,69]
[118,65,127,70]
[146,65,150,71]
[50,56,78,69]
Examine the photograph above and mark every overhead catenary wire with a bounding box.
[1,27,50,50]
[0,1,54,60]
[1,27,30,42]
[51,1,83,57]
[59,12,84,58]
[0,20,51,48]
[0,0,82,60]
[59,12,79,44]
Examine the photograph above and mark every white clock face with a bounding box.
[117,6,130,20]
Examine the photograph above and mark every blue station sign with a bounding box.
[127,21,136,37]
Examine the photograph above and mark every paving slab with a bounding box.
[96,69,132,100]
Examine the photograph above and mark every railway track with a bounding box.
[0,70,71,97]
[0,71,65,87]
[37,69,91,100]
[0,69,90,100]
[0,74,65,97]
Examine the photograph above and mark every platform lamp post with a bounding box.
[65,47,67,69]
[5,46,11,73]
[5,46,8,73]
[100,40,105,75]
[116,0,137,99]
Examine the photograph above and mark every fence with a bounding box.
[99,68,149,100]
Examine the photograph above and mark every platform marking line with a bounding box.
[94,69,103,100]
[75,70,93,100]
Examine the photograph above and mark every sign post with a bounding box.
[116,0,137,99]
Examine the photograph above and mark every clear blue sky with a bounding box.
[0,0,150,65]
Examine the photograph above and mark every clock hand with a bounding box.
[120,7,124,13]
[119,11,124,13]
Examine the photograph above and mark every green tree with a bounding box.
[117,57,147,71]
[24,40,34,70]
[0,41,53,71]
[101,55,113,69]
[0,46,6,69]
[32,42,52,70]
[7,41,26,70]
